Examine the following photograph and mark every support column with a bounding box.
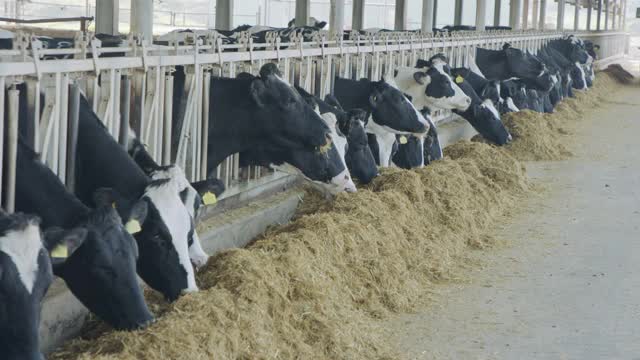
[523,0,530,29]
[510,0,523,30]
[557,0,565,30]
[604,0,609,30]
[130,0,153,41]
[422,0,436,33]
[587,0,593,30]
[539,0,546,29]
[454,0,463,26]
[622,0,627,30]
[532,0,539,29]
[494,0,502,26]
[574,1,580,30]
[477,0,487,31]
[612,0,617,29]
[96,0,119,35]
[330,0,345,34]
[294,0,310,27]
[395,0,407,30]
[596,0,602,30]
[215,0,234,30]
[352,0,365,30]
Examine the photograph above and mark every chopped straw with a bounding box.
[50,72,623,360]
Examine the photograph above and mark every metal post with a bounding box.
[611,0,616,29]
[476,0,487,30]
[352,0,365,30]
[433,0,438,27]
[0,78,4,209]
[295,0,310,27]
[66,83,80,192]
[120,76,131,148]
[532,0,539,29]
[422,0,435,32]
[539,0,546,29]
[596,0,602,30]
[523,0,530,29]
[622,0,627,30]
[574,1,580,30]
[131,0,153,42]
[5,88,19,213]
[330,0,345,35]
[510,0,523,29]
[454,0,463,26]
[395,0,407,30]
[557,0,565,30]
[96,0,119,35]
[604,0,609,30]
[215,0,233,30]
[163,74,173,164]
[495,0,502,26]
[587,0,593,30]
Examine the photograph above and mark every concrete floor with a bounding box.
[388,85,640,360]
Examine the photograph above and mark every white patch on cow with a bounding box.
[149,166,210,268]
[575,62,587,90]
[0,223,43,294]
[248,25,274,34]
[143,181,198,293]
[551,74,559,85]
[321,113,357,193]
[481,99,501,120]
[366,116,397,167]
[394,63,471,112]
[506,97,520,112]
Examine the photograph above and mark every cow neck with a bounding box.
[15,140,90,229]
[475,48,508,81]
[207,77,263,170]
[76,97,150,211]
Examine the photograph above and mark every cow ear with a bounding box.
[416,59,431,68]
[250,79,268,108]
[324,94,344,111]
[125,200,148,235]
[259,63,282,79]
[92,187,122,210]
[45,227,87,268]
[316,21,327,29]
[191,178,226,204]
[413,71,429,85]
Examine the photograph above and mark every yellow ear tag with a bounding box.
[125,220,142,234]
[202,192,218,205]
[455,75,464,84]
[51,244,68,259]
[399,136,408,145]
[112,202,116,209]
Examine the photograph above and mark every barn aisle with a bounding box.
[387,84,640,359]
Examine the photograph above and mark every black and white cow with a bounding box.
[13,139,154,330]
[333,76,430,167]
[74,96,199,302]
[475,44,555,93]
[394,54,472,111]
[127,135,225,268]
[452,75,512,145]
[0,210,87,360]
[287,17,327,29]
[297,88,378,184]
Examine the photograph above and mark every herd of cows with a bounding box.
[0,23,598,359]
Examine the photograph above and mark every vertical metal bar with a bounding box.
[5,88,19,213]
[25,80,40,150]
[395,0,407,30]
[611,0,616,29]
[575,1,581,30]
[295,0,311,27]
[422,0,435,33]
[477,0,487,31]
[352,0,365,30]
[532,0,539,29]
[119,76,131,148]
[201,72,209,179]
[539,0,547,29]
[330,0,345,35]
[163,73,173,165]
[596,0,602,30]
[454,0,463,26]
[557,0,565,30]
[58,74,69,184]
[0,77,4,208]
[523,0,530,29]
[66,83,80,192]
[587,0,593,30]
[495,0,502,26]
[604,0,609,30]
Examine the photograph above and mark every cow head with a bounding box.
[147,165,225,269]
[54,191,155,330]
[395,54,471,111]
[338,109,378,184]
[249,63,331,150]
[368,77,430,134]
[393,134,424,169]
[0,212,80,360]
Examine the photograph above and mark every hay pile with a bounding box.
[50,72,622,360]
[51,141,528,360]
[501,72,618,161]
